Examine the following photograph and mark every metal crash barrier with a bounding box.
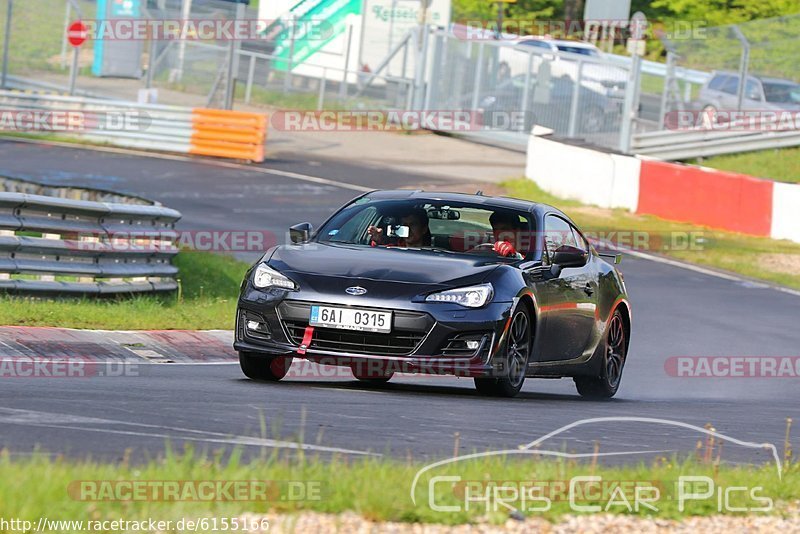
[0,91,268,163]
[0,186,182,295]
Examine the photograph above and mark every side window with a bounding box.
[720,76,739,95]
[745,79,762,100]
[521,40,552,50]
[544,215,577,260]
[571,226,589,254]
[328,206,377,244]
[708,75,728,91]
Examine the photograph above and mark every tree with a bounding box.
[563,0,583,20]
[452,0,562,25]
[650,0,800,26]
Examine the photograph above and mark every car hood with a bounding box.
[269,243,503,289]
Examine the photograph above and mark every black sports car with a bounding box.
[234,190,631,398]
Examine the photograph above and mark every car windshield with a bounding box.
[556,44,600,56]
[762,82,800,104]
[317,198,533,258]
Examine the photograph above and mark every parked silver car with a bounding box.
[698,71,800,123]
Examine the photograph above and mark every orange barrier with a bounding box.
[189,109,268,163]
[637,160,774,236]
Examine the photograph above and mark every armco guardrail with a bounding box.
[0,91,267,162]
[632,126,800,160]
[605,54,710,86]
[0,190,182,295]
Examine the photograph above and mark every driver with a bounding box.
[489,211,525,258]
[368,207,432,248]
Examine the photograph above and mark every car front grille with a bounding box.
[282,320,425,356]
[278,301,433,357]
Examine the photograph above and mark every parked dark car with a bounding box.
[234,191,631,398]
[470,75,625,135]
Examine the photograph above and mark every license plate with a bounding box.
[309,305,392,333]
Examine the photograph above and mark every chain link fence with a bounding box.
[142,0,413,110]
[425,29,630,149]
[3,1,800,157]
[653,14,800,129]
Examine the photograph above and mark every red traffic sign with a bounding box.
[67,20,88,47]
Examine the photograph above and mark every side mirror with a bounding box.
[289,222,313,244]
[552,244,587,268]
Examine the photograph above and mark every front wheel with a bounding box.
[574,310,628,398]
[351,363,394,383]
[474,306,532,398]
[239,352,293,381]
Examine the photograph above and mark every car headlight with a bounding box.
[426,283,493,308]
[252,263,296,290]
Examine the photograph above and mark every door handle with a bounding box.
[584,283,594,296]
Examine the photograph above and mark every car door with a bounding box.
[743,78,765,111]
[718,75,741,109]
[537,215,598,362]
[701,74,729,109]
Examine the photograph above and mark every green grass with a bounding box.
[0,252,249,330]
[691,148,800,184]
[0,447,796,527]
[502,179,800,289]
[2,0,95,74]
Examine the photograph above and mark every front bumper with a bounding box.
[234,291,513,377]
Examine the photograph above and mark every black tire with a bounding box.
[239,352,293,381]
[574,309,628,399]
[474,305,532,398]
[351,363,394,383]
[353,373,394,383]
[581,105,605,134]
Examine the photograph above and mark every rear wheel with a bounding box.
[474,306,531,398]
[239,352,293,381]
[574,310,627,398]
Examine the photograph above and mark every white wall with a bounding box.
[771,182,800,243]
[525,130,640,211]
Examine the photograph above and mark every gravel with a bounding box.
[235,505,800,533]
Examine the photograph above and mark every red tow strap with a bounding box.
[297,325,314,355]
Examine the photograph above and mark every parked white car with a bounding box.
[496,37,628,92]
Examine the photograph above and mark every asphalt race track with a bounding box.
[0,139,798,466]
